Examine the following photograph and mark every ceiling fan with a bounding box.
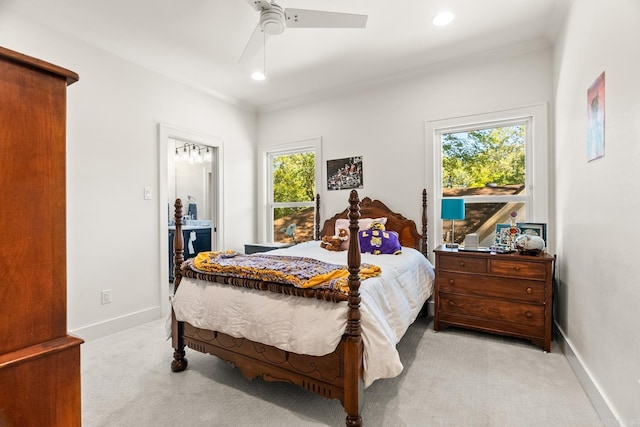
[239,0,368,63]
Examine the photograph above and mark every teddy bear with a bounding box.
[320,228,348,251]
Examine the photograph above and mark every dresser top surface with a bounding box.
[434,245,555,261]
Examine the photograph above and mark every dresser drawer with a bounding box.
[438,255,487,274]
[489,259,547,280]
[439,293,545,328]
[438,272,546,303]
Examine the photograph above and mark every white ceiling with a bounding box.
[4,0,568,111]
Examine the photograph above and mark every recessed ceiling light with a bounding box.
[251,71,266,81]
[432,11,454,27]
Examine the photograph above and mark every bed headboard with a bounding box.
[319,189,428,256]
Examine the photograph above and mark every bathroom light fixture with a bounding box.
[432,11,454,26]
[203,147,213,162]
[175,143,212,163]
[179,145,189,162]
[189,146,199,164]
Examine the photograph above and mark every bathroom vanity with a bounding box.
[169,220,212,281]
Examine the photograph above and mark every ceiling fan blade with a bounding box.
[284,9,367,28]
[239,24,270,64]
[245,0,272,12]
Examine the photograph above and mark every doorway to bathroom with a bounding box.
[158,124,223,317]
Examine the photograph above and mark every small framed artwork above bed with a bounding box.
[326,156,363,191]
[169,189,433,426]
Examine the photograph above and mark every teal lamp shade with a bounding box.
[441,198,465,220]
[441,198,465,248]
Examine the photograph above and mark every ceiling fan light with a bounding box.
[251,71,266,81]
[262,19,285,35]
[260,5,286,35]
[432,11,454,27]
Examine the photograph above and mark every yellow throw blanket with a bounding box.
[190,251,381,294]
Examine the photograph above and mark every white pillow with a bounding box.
[334,217,387,250]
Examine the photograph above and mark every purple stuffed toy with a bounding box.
[358,221,402,255]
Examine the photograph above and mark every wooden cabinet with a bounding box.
[0,46,82,426]
[433,246,555,351]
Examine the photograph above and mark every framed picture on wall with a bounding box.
[327,156,363,190]
[587,71,605,162]
[517,222,547,245]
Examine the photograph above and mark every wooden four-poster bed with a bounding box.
[170,189,432,426]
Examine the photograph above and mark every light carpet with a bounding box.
[81,317,602,426]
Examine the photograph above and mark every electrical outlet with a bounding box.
[101,289,112,305]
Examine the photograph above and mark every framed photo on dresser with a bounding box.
[517,222,547,245]
[494,223,511,246]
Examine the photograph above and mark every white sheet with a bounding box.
[171,241,434,387]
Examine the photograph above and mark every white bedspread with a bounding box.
[171,241,434,387]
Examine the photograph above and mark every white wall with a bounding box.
[0,12,257,339]
[258,43,553,259]
[553,1,640,425]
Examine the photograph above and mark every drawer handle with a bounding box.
[514,266,521,271]
[526,287,533,294]
[449,279,455,285]
[525,311,533,319]
[448,300,455,306]
[458,261,465,267]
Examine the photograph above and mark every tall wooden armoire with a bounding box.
[0,46,82,426]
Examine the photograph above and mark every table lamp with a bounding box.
[441,198,465,248]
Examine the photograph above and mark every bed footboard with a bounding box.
[183,322,347,399]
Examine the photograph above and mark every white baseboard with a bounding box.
[555,324,622,427]
[70,306,162,342]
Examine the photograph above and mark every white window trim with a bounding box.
[425,103,549,252]
[257,137,322,243]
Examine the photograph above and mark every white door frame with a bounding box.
[158,123,224,317]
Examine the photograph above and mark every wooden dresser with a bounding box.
[0,46,82,426]
[433,246,555,351]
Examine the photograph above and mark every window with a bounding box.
[441,123,527,246]
[426,105,549,248]
[259,138,322,244]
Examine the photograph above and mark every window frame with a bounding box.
[258,138,322,243]
[425,104,549,252]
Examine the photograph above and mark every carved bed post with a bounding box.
[421,189,428,257]
[315,193,321,240]
[344,190,363,427]
[171,199,188,372]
